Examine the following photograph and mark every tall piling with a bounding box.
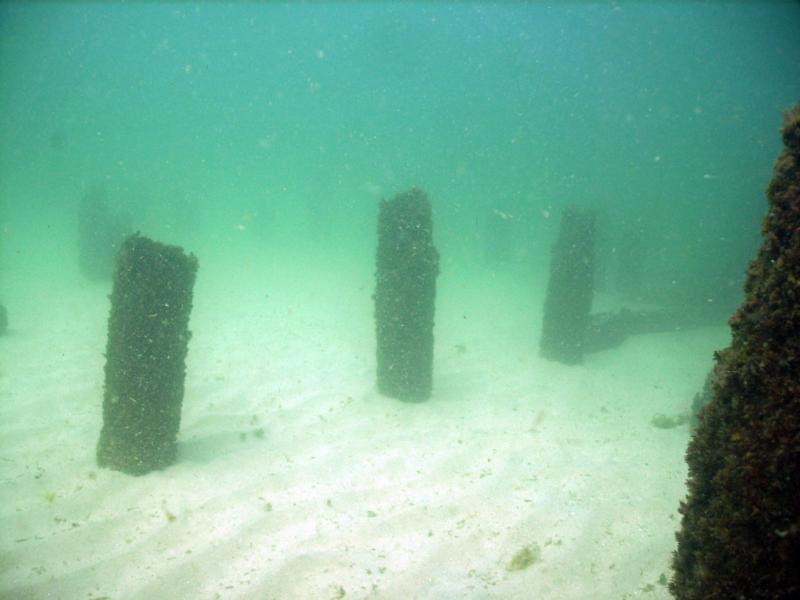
[539,205,596,364]
[375,188,439,401]
[97,233,198,475]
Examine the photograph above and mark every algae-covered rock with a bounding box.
[651,413,690,429]
[507,544,541,571]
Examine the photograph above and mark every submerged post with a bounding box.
[670,104,800,599]
[97,233,198,475]
[375,188,439,401]
[539,205,596,364]
[77,183,132,281]
[615,220,647,299]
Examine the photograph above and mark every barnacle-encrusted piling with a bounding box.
[670,103,800,599]
[97,234,198,475]
[375,188,439,401]
[539,205,596,364]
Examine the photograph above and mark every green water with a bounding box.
[0,2,799,599]
[2,2,798,300]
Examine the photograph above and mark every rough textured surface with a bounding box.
[374,188,439,401]
[0,303,6,335]
[671,104,800,599]
[96,233,198,475]
[539,206,596,364]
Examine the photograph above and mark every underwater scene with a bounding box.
[1,2,799,599]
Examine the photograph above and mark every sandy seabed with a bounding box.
[0,247,727,600]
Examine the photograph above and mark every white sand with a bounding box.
[0,244,728,600]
